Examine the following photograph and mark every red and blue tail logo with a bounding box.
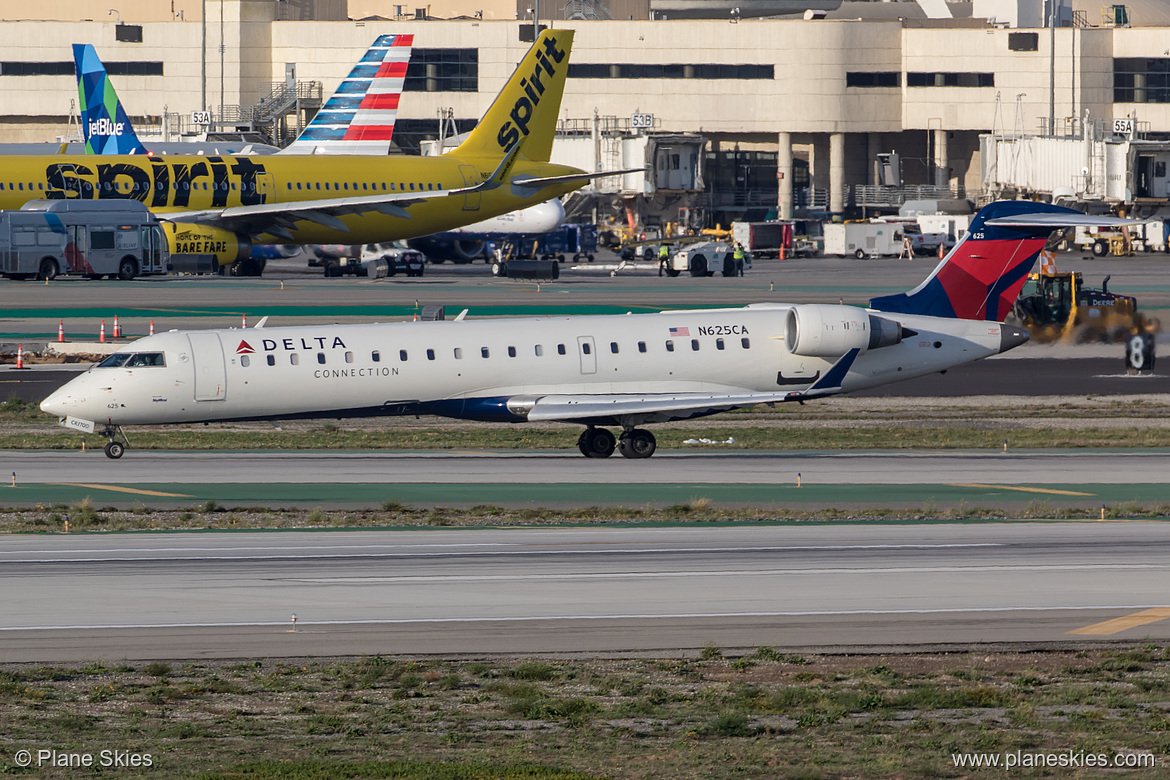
[870,201,1082,321]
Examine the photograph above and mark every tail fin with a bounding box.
[282,34,413,155]
[453,30,573,162]
[870,201,1108,321]
[73,44,148,155]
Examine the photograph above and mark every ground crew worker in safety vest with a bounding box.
[733,243,745,275]
[658,243,670,276]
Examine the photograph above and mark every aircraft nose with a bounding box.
[40,387,71,417]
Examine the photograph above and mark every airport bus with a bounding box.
[0,200,167,281]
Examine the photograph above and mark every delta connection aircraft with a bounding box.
[3,31,606,275]
[41,201,1135,460]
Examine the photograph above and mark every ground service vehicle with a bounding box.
[0,200,166,280]
[665,241,748,277]
[1012,265,1158,343]
[823,222,902,258]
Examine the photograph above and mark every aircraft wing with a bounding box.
[523,350,860,424]
[161,144,528,237]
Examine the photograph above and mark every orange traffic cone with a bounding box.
[242,314,247,328]
[149,320,155,336]
[15,344,24,369]
[938,243,945,259]
[99,320,106,343]
[113,314,121,339]
[58,320,64,343]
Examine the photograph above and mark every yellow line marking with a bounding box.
[1068,608,1170,636]
[950,483,1095,496]
[50,483,194,498]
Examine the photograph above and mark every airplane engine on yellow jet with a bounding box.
[163,223,261,276]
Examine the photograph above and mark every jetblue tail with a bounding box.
[73,44,148,155]
[281,34,413,155]
[870,201,1130,322]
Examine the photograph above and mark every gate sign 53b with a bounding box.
[631,113,654,129]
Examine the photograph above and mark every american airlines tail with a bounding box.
[282,34,414,155]
[72,43,149,155]
[869,201,1090,321]
[453,31,573,163]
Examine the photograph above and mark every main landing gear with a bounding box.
[577,426,657,459]
[101,425,129,459]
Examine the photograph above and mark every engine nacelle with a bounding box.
[785,304,905,358]
[163,222,252,267]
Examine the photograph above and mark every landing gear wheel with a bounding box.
[104,441,125,459]
[618,429,657,459]
[577,427,616,458]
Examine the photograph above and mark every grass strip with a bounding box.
[2,648,1167,779]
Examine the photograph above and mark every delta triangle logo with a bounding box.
[236,340,255,354]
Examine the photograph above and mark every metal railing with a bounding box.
[852,184,965,208]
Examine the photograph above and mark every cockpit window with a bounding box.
[97,352,166,368]
[124,353,166,367]
[96,353,131,368]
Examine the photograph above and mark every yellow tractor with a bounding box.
[1011,266,1158,343]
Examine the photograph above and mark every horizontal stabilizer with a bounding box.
[511,168,647,191]
[984,213,1143,228]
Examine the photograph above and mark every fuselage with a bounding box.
[41,306,1007,428]
[0,153,582,245]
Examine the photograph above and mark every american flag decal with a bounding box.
[669,326,690,337]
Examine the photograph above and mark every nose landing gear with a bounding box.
[101,425,129,459]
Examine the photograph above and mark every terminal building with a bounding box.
[2,0,1170,227]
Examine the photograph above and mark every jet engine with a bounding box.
[785,304,905,357]
[163,222,257,274]
[406,236,487,263]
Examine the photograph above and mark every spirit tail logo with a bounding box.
[452,30,573,164]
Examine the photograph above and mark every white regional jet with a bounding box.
[40,201,1130,460]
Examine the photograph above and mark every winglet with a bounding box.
[72,43,149,155]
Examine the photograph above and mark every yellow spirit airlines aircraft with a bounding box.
[0,31,601,275]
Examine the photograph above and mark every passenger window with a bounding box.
[317,353,326,364]
[343,183,349,190]
[691,339,700,351]
[610,342,619,353]
[426,348,435,360]
[557,344,566,355]
[508,346,517,357]
[638,341,647,353]
[372,350,381,362]
[399,349,408,361]
[666,340,674,352]
[454,348,463,359]
[716,338,725,350]
[535,345,544,356]
[266,354,275,366]
[741,337,751,349]
[345,351,354,363]
[297,182,302,190]
[481,347,490,358]
[240,355,250,367]
[581,342,591,355]
[291,354,300,365]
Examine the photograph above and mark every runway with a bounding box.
[2,523,1168,662]
[5,449,1170,507]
